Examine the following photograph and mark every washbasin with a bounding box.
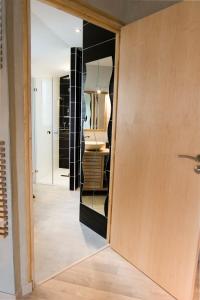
[85,141,105,151]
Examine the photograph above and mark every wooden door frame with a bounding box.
[22,0,122,287]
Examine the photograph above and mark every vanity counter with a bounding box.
[84,148,109,156]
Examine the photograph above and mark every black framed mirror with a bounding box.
[80,21,115,238]
[82,57,113,216]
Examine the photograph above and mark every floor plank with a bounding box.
[22,248,175,300]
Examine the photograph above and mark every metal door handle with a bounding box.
[194,165,200,174]
[178,154,200,162]
[47,130,51,134]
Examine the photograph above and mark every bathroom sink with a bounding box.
[85,141,105,151]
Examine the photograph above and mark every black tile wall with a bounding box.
[69,47,82,190]
[59,75,70,169]
[80,22,116,238]
[80,203,107,239]
[83,21,115,50]
[83,39,115,66]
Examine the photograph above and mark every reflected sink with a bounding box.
[85,141,105,151]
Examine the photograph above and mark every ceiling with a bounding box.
[31,0,82,77]
[80,0,181,24]
[31,0,181,77]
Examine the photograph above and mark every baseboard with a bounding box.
[0,292,16,300]
[21,282,33,296]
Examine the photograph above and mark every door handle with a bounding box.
[178,154,200,162]
[194,165,200,174]
[47,130,51,134]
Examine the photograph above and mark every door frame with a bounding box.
[22,0,122,287]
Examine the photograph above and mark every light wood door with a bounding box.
[110,2,200,300]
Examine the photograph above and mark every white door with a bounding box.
[34,78,53,184]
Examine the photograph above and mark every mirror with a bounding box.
[84,93,110,130]
[83,57,113,131]
[81,56,113,216]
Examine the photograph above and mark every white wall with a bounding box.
[31,0,83,78]
[31,13,71,78]
[0,0,15,295]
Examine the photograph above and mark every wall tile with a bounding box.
[59,76,70,168]
[83,22,115,50]
[83,39,115,64]
[70,48,82,190]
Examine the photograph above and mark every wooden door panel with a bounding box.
[110,2,200,300]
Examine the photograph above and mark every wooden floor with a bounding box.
[22,247,176,300]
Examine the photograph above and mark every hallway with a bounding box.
[34,184,106,283]
[23,247,175,300]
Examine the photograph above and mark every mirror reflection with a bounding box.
[84,93,110,130]
[84,57,112,131]
[82,56,113,216]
